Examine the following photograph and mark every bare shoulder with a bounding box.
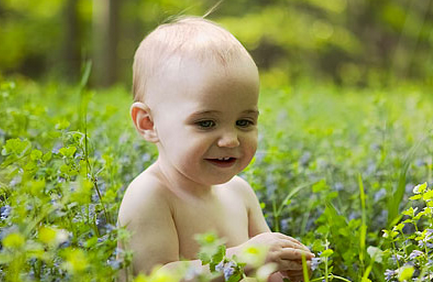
[118,169,171,227]
[223,175,258,207]
[226,176,270,236]
[226,175,257,196]
[117,167,179,275]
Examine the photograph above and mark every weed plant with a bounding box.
[0,79,432,281]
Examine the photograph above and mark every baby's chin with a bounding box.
[197,172,240,186]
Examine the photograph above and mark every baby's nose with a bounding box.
[217,131,240,148]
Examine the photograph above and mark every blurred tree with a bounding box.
[92,0,119,87]
[0,0,431,88]
[62,0,80,82]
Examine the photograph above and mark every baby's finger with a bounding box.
[275,233,311,252]
[280,260,303,271]
[285,275,304,282]
[281,248,315,260]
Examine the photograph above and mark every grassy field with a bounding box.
[0,78,432,282]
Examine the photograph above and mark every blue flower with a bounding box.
[223,262,235,281]
[384,269,396,281]
[0,205,11,220]
[311,257,322,271]
[217,260,236,281]
[409,250,423,260]
[391,254,403,264]
[107,259,121,270]
[215,261,224,272]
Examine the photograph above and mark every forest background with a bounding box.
[0,0,433,282]
[0,0,432,88]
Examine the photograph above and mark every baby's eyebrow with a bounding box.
[188,109,259,119]
[188,110,221,119]
[242,109,260,116]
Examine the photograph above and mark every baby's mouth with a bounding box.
[205,157,237,167]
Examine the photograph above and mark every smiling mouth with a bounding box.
[205,157,237,168]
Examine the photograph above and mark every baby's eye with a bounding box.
[196,120,216,129]
[236,119,254,128]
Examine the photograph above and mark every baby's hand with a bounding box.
[242,232,314,272]
[278,260,312,282]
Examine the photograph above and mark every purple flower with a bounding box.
[409,250,424,260]
[107,259,121,270]
[216,260,236,281]
[311,257,322,271]
[223,261,236,281]
[215,261,224,272]
[391,254,403,264]
[384,269,396,281]
[0,205,11,220]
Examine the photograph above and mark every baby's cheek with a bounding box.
[245,140,258,161]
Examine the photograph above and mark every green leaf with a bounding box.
[423,190,433,201]
[398,265,414,281]
[84,236,98,248]
[211,245,226,265]
[412,183,427,194]
[30,149,42,160]
[321,249,334,258]
[367,246,383,263]
[55,119,70,130]
[2,138,31,156]
[409,194,422,200]
[59,147,77,158]
[312,179,328,193]
[42,151,52,162]
[226,272,242,282]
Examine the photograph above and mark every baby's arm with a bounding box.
[117,178,181,280]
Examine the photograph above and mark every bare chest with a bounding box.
[170,192,249,259]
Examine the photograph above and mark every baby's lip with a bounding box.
[205,156,238,160]
[205,157,237,168]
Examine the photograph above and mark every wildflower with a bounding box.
[107,259,122,270]
[299,152,311,167]
[0,205,11,220]
[374,189,386,202]
[384,269,396,281]
[223,261,236,281]
[215,260,237,281]
[333,182,344,192]
[391,253,403,264]
[311,257,322,271]
[215,261,224,272]
[280,219,289,231]
[409,250,424,260]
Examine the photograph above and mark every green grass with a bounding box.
[0,78,432,281]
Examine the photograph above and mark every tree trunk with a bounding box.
[63,0,80,82]
[92,0,119,87]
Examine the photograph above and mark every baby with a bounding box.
[118,16,314,282]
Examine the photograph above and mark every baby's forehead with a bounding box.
[146,56,259,111]
[133,17,258,103]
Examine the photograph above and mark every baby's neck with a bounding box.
[151,159,214,200]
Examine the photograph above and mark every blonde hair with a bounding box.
[132,16,255,102]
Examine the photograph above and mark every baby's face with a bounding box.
[148,55,260,185]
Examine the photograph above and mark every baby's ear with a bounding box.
[130,102,159,143]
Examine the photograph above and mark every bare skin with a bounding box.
[119,39,313,281]
[118,162,313,282]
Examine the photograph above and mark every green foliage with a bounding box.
[0,0,431,87]
[0,79,432,281]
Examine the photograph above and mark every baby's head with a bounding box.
[132,16,258,104]
[131,17,260,185]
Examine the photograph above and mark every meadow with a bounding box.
[0,77,432,282]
